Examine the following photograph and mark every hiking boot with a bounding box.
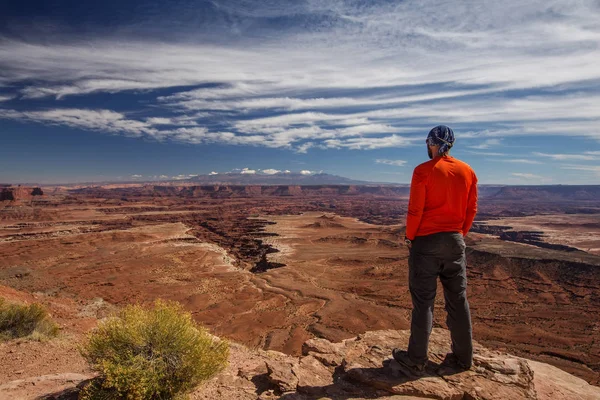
[436,353,472,376]
[392,348,426,376]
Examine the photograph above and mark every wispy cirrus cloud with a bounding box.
[463,150,509,157]
[376,159,407,167]
[324,135,416,150]
[0,108,156,137]
[468,139,502,150]
[0,0,599,152]
[3,1,600,97]
[295,142,314,154]
[511,173,543,179]
[511,172,542,179]
[533,152,596,161]
[560,164,600,175]
[510,172,554,184]
[501,159,543,165]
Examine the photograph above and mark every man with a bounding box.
[393,125,478,375]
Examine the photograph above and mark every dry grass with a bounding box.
[0,297,59,341]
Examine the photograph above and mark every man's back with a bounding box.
[394,126,476,374]
[406,156,477,240]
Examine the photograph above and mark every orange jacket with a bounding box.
[405,156,478,240]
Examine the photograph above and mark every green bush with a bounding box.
[80,299,229,400]
[0,297,59,341]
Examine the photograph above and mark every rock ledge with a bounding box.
[2,328,599,400]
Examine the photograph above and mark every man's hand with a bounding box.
[404,236,412,250]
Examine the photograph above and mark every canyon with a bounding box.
[0,184,599,393]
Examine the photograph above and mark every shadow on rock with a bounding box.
[279,359,434,400]
[35,378,92,400]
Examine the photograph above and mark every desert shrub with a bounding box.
[80,299,229,400]
[0,297,59,341]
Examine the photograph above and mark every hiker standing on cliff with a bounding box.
[393,125,478,375]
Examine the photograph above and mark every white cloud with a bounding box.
[325,135,416,150]
[560,164,600,175]
[160,90,497,113]
[4,0,599,102]
[468,139,502,150]
[1,0,600,150]
[533,152,595,161]
[354,94,600,133]
[501,159,543,165]
[168,174,198,180]
[131,174,143,179]
[300,170,314,175]
[234,112,345,131]
[146,117,173,125]
[376,159,407,167]
[337,124,398,136]
[240,168,256,174]
[0,94,13,102]
[0,108,156,137]
[511,173,544,179]
[262,169,281,175]
[463,150,509,157]
[296,142,314,154]
[209,171,218,175]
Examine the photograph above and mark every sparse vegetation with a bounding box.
[0,297,59,341]
[80,299,229,400]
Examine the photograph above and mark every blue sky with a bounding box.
[1,0,599,184]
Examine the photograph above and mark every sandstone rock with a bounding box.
[302,337,345,358]
[0,373,93,400]
[529,360,600,400]
[0,186,43,202]
[12,329,600,400]
[191,342,268,400]
[265,359,299,393]
[242,328,600,400]
[294,355,334,393]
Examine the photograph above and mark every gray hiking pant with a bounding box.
[407,231,473,366]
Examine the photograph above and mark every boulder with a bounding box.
[6,329,599,400]
[211,328,600,400]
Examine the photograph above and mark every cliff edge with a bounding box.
[1,327,598,399]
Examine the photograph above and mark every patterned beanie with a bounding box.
[426,125,455,155]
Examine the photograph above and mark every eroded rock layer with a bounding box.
[1,186,599,386]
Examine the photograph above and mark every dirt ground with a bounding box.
[480,214,600,255]
[1,190,599,386]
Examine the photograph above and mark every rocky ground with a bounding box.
[1,288,598,400]
[1,188,600,391]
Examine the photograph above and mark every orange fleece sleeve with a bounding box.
[462,175,478,236]
[405,167,427,240]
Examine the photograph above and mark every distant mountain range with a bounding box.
[3,179,600,203]
[184,172,373,185]
[6,173,600,200]
[481,185,600,201]
[12,172,379,187]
